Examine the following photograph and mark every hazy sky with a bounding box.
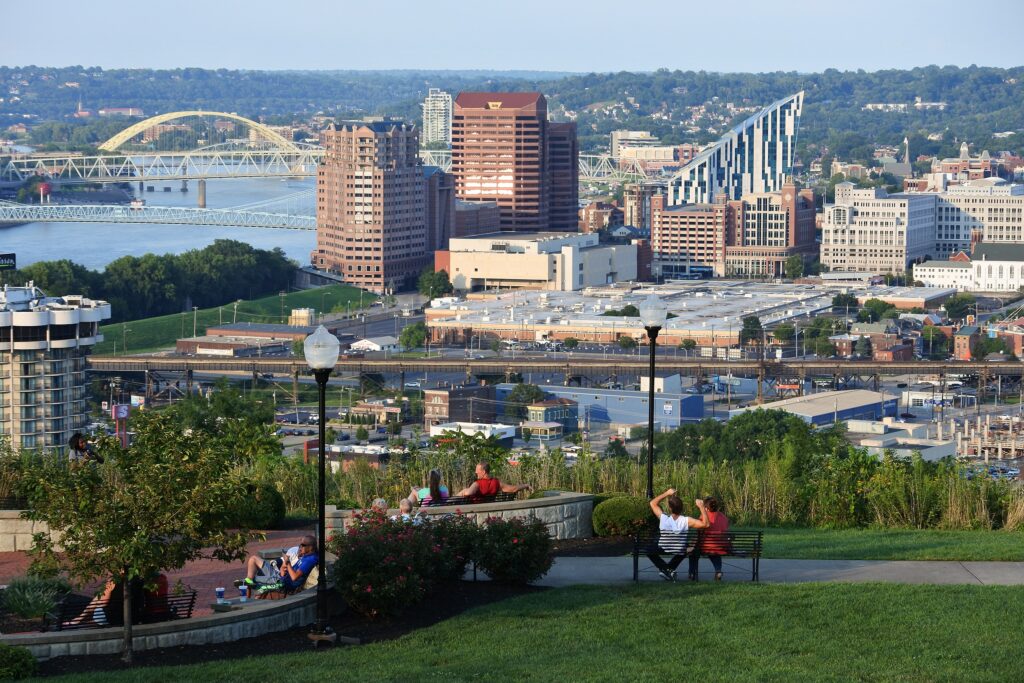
[3,0,1023,73]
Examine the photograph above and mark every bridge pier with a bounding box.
[180,179,188,193]
[197,179,206,208]
[138,181,144,192]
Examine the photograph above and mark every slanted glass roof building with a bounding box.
[668,91,804,206]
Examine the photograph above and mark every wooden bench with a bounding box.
[632,528,763,582]
[419,491,517,507]
[45,587,198,631]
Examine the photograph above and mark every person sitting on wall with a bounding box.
[236,535,318,594]
[455,461,531,502]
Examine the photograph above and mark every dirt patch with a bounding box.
[36,581,543,677]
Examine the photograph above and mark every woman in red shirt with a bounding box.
[688,496,729,581]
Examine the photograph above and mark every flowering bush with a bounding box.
[475,516,553,585]
[426,513,480,582]
[328,509,438,619]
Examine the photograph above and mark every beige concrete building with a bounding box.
[434,232,637,292]
[1,284,110,451]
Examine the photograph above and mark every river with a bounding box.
[0,177,316,270]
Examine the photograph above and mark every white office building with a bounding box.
[1,284,111,451]
[820,183,938,275]
[935,178,1024,255]
[914,243,1024,292]
[667,91,803,205]
[421,88,452,147]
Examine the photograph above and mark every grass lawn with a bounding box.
[49,583,1024,682]
[93,284,365,355]
[755,527,1024,561]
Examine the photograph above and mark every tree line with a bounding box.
[0,239,295,323]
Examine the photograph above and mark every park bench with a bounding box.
[419,491,517,507]
[44,587,197,631]
[632,527,763,582]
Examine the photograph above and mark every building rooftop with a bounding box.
[916,260,971,269]
[732,390,896,419]
[955,326,980,336]
[207,322,317,335]
[455,92,543,109]
[972,243,1024,262]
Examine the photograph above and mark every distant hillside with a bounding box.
[2,65,1022,158]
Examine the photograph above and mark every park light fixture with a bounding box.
[639,295,667,499]
[303,325,340,644]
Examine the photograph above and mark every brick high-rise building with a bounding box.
[452,92,578,232]
[312,119,431,293]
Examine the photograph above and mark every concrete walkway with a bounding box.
[537,556,1024,587]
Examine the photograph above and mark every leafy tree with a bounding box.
[739,316,764,347]
[784,255,804,280]
[291,339,304,358]
[921,326,949,359]
[680,339,697,352]
[604,439,629,459]
[399,322,427,351]
[862,298,896,322]
[811,337,837,357]
[832,293,858,309]
[973,336,1011,359]
[854,336,873,357]
[602,304,640,317]
[18,411,251,663]
[388,421,403,435]
[356,426,369,441]
[489,339,502,355]
[563,337,579,349]
[417,269,453,300]
[618,335,638,350]
[773,324,795,344]
[943,293,976,322]
[506,383,548,420]
[521,427,533,443]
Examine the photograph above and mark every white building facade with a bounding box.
[1,284,111,451]
[820,183,938,274]
[421,88,452,147]
[913,244,1024,292]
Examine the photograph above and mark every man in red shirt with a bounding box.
[456,462,531,501]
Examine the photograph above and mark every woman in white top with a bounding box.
[646,488,709,581]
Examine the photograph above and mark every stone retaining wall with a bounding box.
[0,592,316,661]
[0,511,49,552]
[326,490,594,540]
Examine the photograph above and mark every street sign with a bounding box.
[663,403,673,415]
[112,404,130,420]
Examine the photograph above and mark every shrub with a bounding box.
[0,643,37,680]
[329,510,438,619]
[1,575,71,619]
[233,482,287,529]
[592,496,651,537]
[592,492,629,508]
[425,513,480,581]
[475,516,553,584]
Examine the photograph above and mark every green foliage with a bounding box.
[973,336,1011,359]
[680,339,697,351]
[0,643,36,680]
[521,428,533,443]
[425,513,480,582]
[562,337,579,349]
[784,255,804,280]
[832,293,858,308]
[230,482,287,530]
[417,269,454,300]
[0,575,71,618]
[399,321,427,350]
[739,316,763,346]
[854,336,873,357]
[591,492,629,508]
[355,426,369,441]
[861,298,896,322]
[592,496,651,537]
[773,324,795,344]
[505,384,548,420]
[943,293,976,321]
[921,326,949,358]
[474,516,553,584]
[602,304,640,317]
[604,439,629,458]
[617,335,638,350]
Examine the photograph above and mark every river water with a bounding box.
[1,177,316,270]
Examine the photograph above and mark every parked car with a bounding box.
[404,381,421,388]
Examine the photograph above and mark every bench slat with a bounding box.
[632,529,763,582]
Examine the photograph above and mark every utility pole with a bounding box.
[192,306,199,338]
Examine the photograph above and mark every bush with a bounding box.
[592,496,651,537]
[233,482,287,529]
[329,510,438,619]
[592,492,629,508]
[1,575,71,619]
[0,643,37,680]
[425,513,480,581]
[475,516,553,584]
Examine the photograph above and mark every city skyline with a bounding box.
[3,0,1023,73]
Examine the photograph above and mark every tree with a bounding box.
[921,326,949,359]
[812,337,837,357]
[854,335,873,358]
[291,339,305,358]
[489,339,503,355]
[521,427,533,443]
[417,269,453,300]
[862,298,896,322]
[943,293,976,322]
[19,411,251,663]
[604,439,629,459]
[355,426,369,442]
[506,383,548,420]
[739,316,763,347]
[832,293,858,309]
[398,321,427,351]
[563,337,579,350]
[618,335,638,350]
[680,339,697,353]
[773,324,795,344]
[784,255,804,280]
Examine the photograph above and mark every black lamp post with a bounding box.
[639,295,668,499]
[303,326,340,644]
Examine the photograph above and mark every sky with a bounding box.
[3,0,1023,73]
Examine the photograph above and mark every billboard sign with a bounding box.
[0,253,15,270]
[112,404,130,420]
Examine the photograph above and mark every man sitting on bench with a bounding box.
[647,488,709,581]
[456,461,531,502]
[236,535,317,595]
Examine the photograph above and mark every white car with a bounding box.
[404,381,421,388]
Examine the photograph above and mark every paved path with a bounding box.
[537,556,1024,587]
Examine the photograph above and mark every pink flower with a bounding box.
[365,585,373,593]
[513,538,519,544]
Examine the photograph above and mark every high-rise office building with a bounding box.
[312,118,430,293]
[668,92,804,206]
[423,166,456,254]
[623,182,665,231]
[421,88,452,147]
[452,92,578,232]
[1,284,110,451]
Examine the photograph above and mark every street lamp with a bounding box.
[303,325,340,645]
[639,295,668,499]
